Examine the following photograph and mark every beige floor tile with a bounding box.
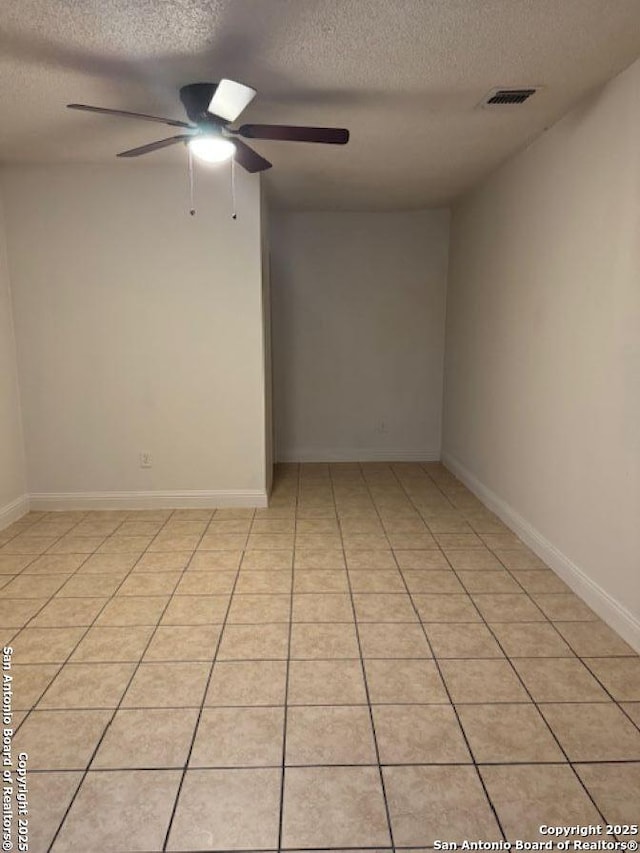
[164,520,208,535]
[555,621,637,656]
[190,706,284,767]
[0,554,39,573]
[480,764,603,842]
[443,548,504,571]
[294,569,349,593]
[402,570,465,594]
[290,622,360,658]
[98,535,154,554]
[358,622,432,658]
[394,550,450,570]
[345,550,397,569]
[133,551,193,572]
[365,658,447,703]
[292,592,353,622]
[435,532,484,549]
[247,532,295,550]
[282,766,391,848]
[480,533,524,549]
[489,622,574,657]
[95,596,168,626]
[533,592,598,621]
[235,570,292,593]
[387,532,437,550]
[512,658,609,702]
[342,533,390,551]
[412,594,481,623]
[116,572,181,596]
[540,703,640,760]
[458,703,564,762]
[47,536,106,555]
[31,598,107,627]
[13,709,112,769]
[144,624,221,661]
[294,549,346,569]
[70,626,153,662]
[151,533,203,551]
[123,662,211,707]
[161,594,229,625]
[206,660,287,706]
[425,623,504,658]
[53,769,181,852]
[347,570,405,593]
[286,705,376,765]
[251,517,296,533]
[93,708,198,768]
[583,657,640,700]
[1,536,59,555]
[198,531,249,551]
[457,570,522,593]
[288,659,367,704]
[241,550,292,570]
[77,553,140,574]
[24,771,82,853]
[218,623,290,659]
[12,663,61,709]
[38,662,135,709]
[440,659,529,703]
[574,763,640,825]
[622,702,640,726]
[2,574,70,598]
[12,627,85,663]
[374,704,470,763]
[472,593,546,622]
[494,549,548,570]
[295,532,343,550]
[225,593,289,623]
[167,768,281,851]
[116,520,166,536]
[0,598,49,627]
[511,569,570,593]
[383,765,500,846]
[57,573,124,597]
[353,593,417,622]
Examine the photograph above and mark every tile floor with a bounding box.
[0,461,638,852]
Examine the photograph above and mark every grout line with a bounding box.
[276,463,298,852]
[331,463,397,853]
[160,508,253,852]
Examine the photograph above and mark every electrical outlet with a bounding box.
[140,452,152,468]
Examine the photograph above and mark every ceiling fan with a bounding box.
[67,79,350,172]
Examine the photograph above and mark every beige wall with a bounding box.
[443,58,640,648]
[1,164,269,506]
[272,210,450,462]
[0,194,26,521]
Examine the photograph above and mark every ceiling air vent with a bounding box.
[480,87,539,107]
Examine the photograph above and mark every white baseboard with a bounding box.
[442,451,640,654]
[277,448,441,463]
[29,490,269,511]
[0,494,29,530]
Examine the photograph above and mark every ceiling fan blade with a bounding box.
[238,124,349,144]
[208,79,256,122]
[67,103,192,128]
[116,135,193,158]
[232,139,272,173]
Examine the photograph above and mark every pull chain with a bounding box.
[231,156,237,220]
[188,146,196,216]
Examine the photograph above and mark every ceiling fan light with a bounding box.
[188,136,235,163]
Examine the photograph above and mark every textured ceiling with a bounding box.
[1,0,639,209]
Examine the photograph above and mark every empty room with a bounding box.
[0,1,639,850]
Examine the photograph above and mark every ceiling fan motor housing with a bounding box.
[179,83,222,124]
